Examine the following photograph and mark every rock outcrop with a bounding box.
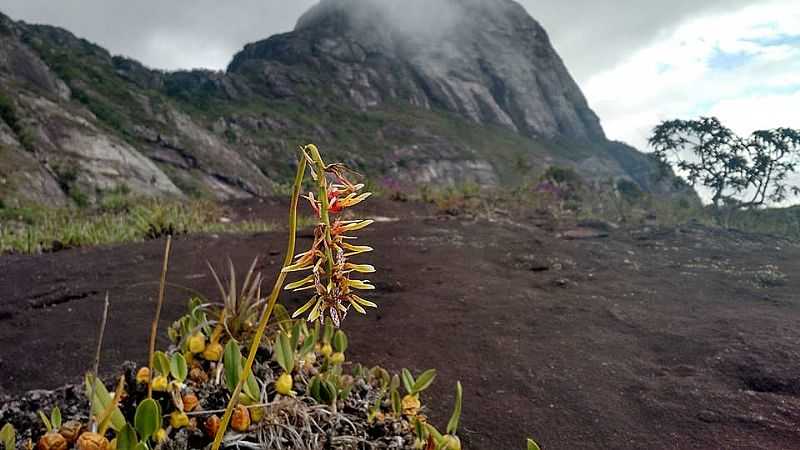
[0,1,675,207]
[229,0,605,143]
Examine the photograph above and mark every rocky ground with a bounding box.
[1,197,800,449]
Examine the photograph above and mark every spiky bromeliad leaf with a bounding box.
[134,399,161,442]
[84,375,125,432]
[446,382,463,435]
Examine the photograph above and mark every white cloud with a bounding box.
[585,0,800,151]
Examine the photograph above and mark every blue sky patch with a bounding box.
[708,48,753,71]
[744,33,800,48]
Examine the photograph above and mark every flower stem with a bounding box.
[306,144,336,275]
[147,235,172,399]
[211,150,307,450]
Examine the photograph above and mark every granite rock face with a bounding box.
[229,0,605,143]
[0,1,678,207]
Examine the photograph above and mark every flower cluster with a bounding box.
[284,153,377,327]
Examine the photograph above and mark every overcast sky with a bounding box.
[2,0,799,152]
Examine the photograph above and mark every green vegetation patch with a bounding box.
[0,198,277,255]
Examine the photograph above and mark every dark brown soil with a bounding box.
[2,198,800,449]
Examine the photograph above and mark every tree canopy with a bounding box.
[649,117,800,208]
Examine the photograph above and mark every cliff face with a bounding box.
[229,0,605,143]
[0,1,672,207]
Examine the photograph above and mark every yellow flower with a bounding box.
[135,367,150,384]
[170,411,190,429]
[330,352,345,365]
[153,429,168,443]
[188,333,206,354]
[150,375,168,392]
[275,372,293,396]
[202,342,223,361]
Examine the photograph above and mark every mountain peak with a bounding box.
[229,0,605,142]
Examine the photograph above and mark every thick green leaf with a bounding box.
[134,399,161,441]
[309,376,321,401]
[412,369,437,394]
[243,372,260,403]
[170,353,188,382]
[426,424,444,442]
[299,328,316,356]
[0,423,15,450]
[134,442,149,450]
[527,438,542,450]
[321,380,338,405]
[116,424,139,450]
[333,329,348,353]
[401,369,414,394]
[322,321,334,343]
[153,351,170,377]
[223,340,242,392]
[274,332,295,373]
[372,367,391,389]
[290,322,302,350]
[37,410,52,432]
[390,388,401,416]
[446,382,462,435]
[414,417,427,440]
[84,375,125,432]
[50,406,62,429]
[389,373,400,392]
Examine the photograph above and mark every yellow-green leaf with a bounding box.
[333,329,348,353]
[446,382,462,435]
[1,423,15,450]
[116,424,139,450]
[134,399,160,441]
[153,351,170,377]
[412,369,437,394]
[527,438,542,450]
[170,353,188,382]
[84,375,125,432]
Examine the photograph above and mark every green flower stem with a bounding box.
[307,144,336,275]
[211,151,307,450]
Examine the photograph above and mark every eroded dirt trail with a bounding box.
[2,200,800,449]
